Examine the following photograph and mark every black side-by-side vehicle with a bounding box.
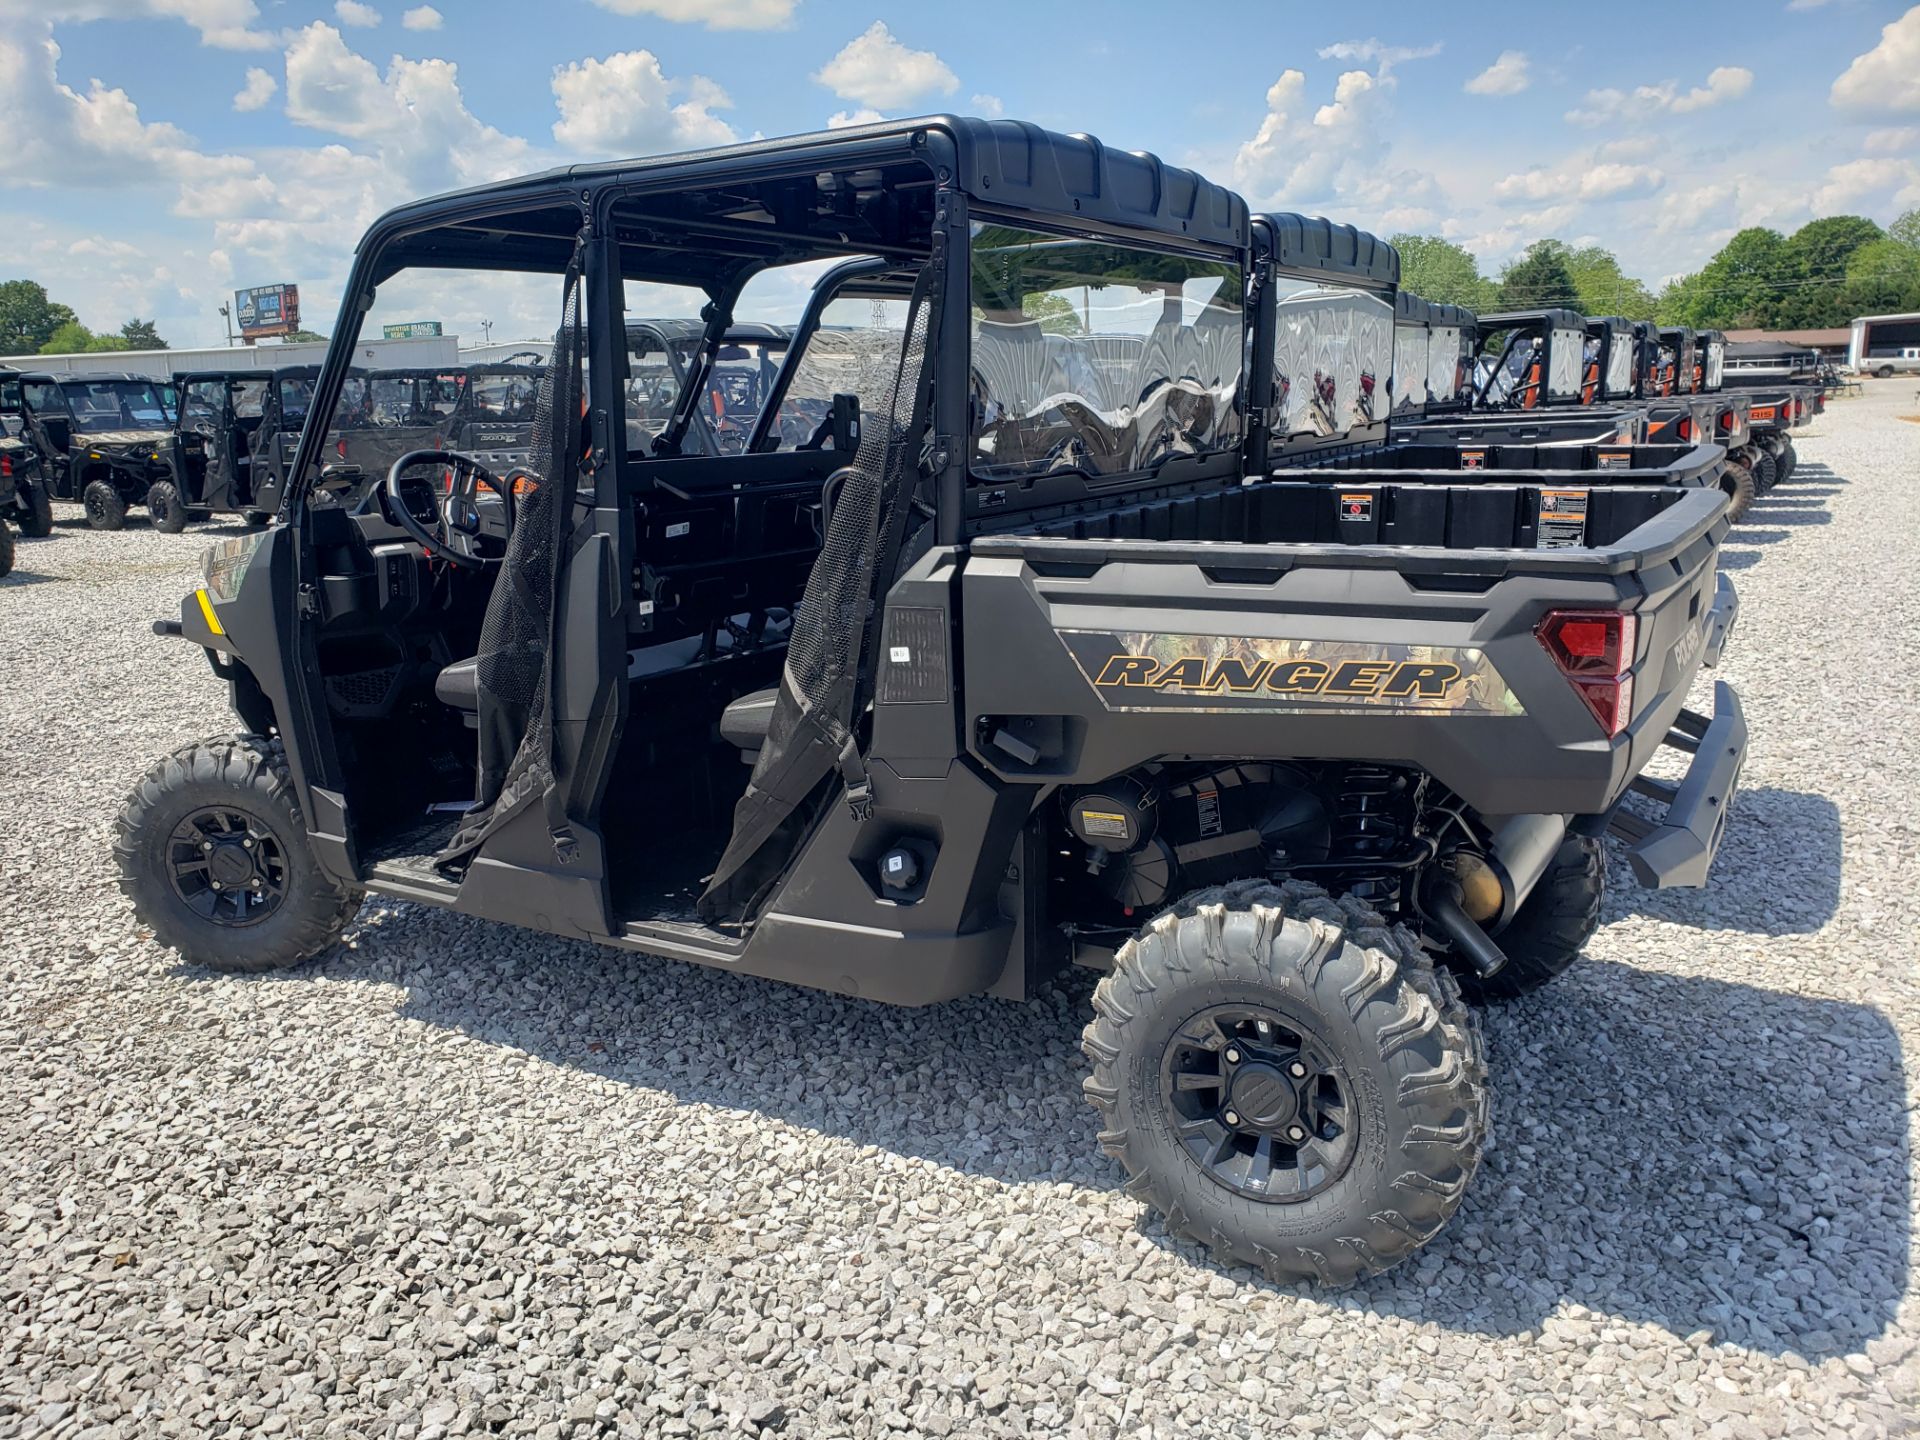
[116,116,1747,1286]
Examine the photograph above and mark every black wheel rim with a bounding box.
[85,490,109,524]
[165,806,289,927]
[1161,1004,1358,1202]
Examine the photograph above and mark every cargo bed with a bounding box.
[1293,440,1726,493]
[963,479,1741,875]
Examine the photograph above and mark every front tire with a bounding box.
[83,479,127,531]
[147,480,188,534]
[1778,440,1797,485]
[114,735,365,972]
[1082,879,1487,1285]
[0,519,14,579]
[1459,835,1605,1004]
[1720,460,1756,523]
[18,480,54,538]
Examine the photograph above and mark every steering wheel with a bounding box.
[383,449,517,570]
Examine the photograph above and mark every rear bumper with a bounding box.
[1608,680,1747,888]
[1704,572,1738,667]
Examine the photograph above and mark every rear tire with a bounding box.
[1778,441,1797,485]
[114,735,365,973]
[1082,878,1487,1286]
[147,480,188,534]
[0,520,14,579]
[243,510,271,528]
[1720,460,1756,523]
[18,480,54,538]
[1751,449,1777,493]
[1459,835,1605,1004]
[83,480,127,531]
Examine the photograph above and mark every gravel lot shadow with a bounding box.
[0,568,61,587]
[266,854,1900,1361]
[1606,786,1842,935]
[1715,548,1765,571]
[1339,960,1910,1360]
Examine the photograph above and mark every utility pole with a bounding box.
[219,303,235,347]
[481,319,494,346]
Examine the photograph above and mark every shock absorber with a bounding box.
[1327,766,1410,906]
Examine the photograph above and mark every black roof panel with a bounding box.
[1257,213,1398,285]
[1479,308,1587,331]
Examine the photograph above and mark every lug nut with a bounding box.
[1286,1125,1305,1142]
[242,837,254,849]
[1224,1047,1241,1064]
[1223,1110,1241,1126]
[1288,1061,1307,1078]
[210,880,222,891]
[201,841,213,853]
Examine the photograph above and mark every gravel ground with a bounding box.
[2,383,1916,1440]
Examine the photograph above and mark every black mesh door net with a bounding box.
[698,266,940,923]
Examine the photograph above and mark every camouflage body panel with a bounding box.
[1061,630,1525,716]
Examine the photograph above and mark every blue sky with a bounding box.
[2,0,1916,348]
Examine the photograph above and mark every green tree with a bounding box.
[1391,234,1494,310]
[84,332,131,353]
[282,329,328,343]
[1678,227,1790,328]
[41,319,96,354]
[1890,208,1920,251]
[0,279,78,354]
[119,318,167,349]
[1496,239,1580,311]
[1839,235,1920,318]
[1776,215,1884,327]
[1562,244,1658,320]
[1020,293,1082,335]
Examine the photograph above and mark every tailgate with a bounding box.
[962,484,1733,822]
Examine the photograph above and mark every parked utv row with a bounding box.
[113,115,1775,1287]
[0,361,545,536]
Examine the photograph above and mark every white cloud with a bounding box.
[1465,50,1531,97]
[586,0,797,30]
[551,50,737,157]
[812,22,957,110]
[971,93,1004,118]
[284,22,531,189]
[1671,66,1754,113]
[232,65,277,112]
[1233,65,1445,228]
[1811,155,1920,211]
[1788,0,1840,9]
[401,5,442,29]
[1831,5,1920,115]
[0,0,273,50]
[1315,38,1442,78]
[1863,126,1919,154]
[1494,159,1667,203]
[826,108,885,130]
[334,0,381,27]
[1567,66,1752,125]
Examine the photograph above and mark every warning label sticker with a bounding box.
[1339,493,1375,522]
[1596,451,1632,471]
[1538,488,1590,548]
[1460,450,1487,470]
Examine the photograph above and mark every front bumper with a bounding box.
[1703,572,1738,668]
[1608,680,1747,888]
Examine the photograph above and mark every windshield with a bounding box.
[969,223,1244,481]
[279,377,315,426]
[467,371,539,422]
[60,379,169,432]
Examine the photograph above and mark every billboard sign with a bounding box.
[235,284,300,341]
[381,321,444,340]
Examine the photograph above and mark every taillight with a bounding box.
[1676,416,1693,441]
[0,453,11,477]
[1537,609,1638,735]
[1718,408,1733,433]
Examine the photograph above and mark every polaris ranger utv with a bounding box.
[172,368,328,527]
[7,371,186,530]
[0,429,54,542]
[115,117,1746,1285]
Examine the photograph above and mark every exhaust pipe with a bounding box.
[1486,814,1569,928]
[1423,876,1508,978]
